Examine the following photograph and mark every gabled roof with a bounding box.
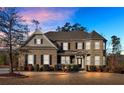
[45,30,107,41]
[21,29,57,49]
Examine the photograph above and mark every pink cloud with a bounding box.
[19,9,77,24]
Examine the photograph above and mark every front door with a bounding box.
[77,58,85,69]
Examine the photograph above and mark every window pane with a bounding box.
[86,41,90,50]
[28,55,34,65]
[61,56,70,64]
[43,55,49,64]
[103,42,105,50]
[37,39,41,44]
[95,56,100,65]
[77,42,82,49]
[103,56,106,65]
[86,56,90,65]
[63,42,68,50]
[95,41,100,49]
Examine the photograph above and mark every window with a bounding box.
[77,42,82,49]
[95,41,100,49]
[86,41,91,50]
[63,42,68,50]
[43,55,50,64]
[61,56,70,64]
[34,39,43,44]
[28,55,34,65]
[95,56,100,65]
[103,56,106,65]
[86,56,91,65]
[103,42,105,50]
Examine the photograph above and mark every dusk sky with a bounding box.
[18,7,124,50]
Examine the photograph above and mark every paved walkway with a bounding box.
[0,71,124,85]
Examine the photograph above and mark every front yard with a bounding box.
[0,71,124,85]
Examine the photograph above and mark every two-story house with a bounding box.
[18,29,107,71]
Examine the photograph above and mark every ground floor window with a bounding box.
[43,55,50,65]
[86,56,91,65]
[95,56,100,65]
[28,55,34,65]
[61,56,70,64]
[103,56,106,65]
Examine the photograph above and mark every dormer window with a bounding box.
[34,39,43,44]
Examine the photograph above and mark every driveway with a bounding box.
[0,71,124,85]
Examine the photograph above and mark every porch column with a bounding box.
[84,54,87,70]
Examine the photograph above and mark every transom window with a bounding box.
[95,56,100,65]
[61,56,70,64]
[95,41,100,49]
[86,41,91,50]
[77,42,82,49]
[63,42,68,50]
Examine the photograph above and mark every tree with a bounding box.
[32,19,40,30]
[56,22,87,32]
[111,35,121,55]
[0,8,28,73]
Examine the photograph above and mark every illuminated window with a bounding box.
[63,42,68,50]
[77,42,82,49]
[86,56,91,65]
[61,56,70,64]
[43,55,50,64]
[95,56,100,65]
[95,41,100,49]
[86,41,91,50]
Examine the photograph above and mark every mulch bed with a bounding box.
[0,73,28,78]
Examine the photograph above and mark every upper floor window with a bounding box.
[34,39,43,44]
[86,41,91,50]
[63,42,68,50]
[95,56,100,65]
[103,42,105,50]
[77,42,82,49]
[95,41,100,49]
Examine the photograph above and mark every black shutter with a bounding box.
[34,39,36,44]
[75,42,77,49]
[41,55,43,65]
[25,54,28,66]
[83,42,84,49]
[34,55,36,64]
[61,43,63,50]
[68,43,70,50]
[50,55,52,65]
[41,39,43,44]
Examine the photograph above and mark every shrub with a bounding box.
[34,64,40,71]
[27,64,34,71]
[54,64,62,71]
[43,65,50,71]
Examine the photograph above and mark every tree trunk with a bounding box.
[9,20,13,73]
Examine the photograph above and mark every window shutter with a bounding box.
[41,39,43,44]
[34,55,36,64]
[83,42,84,49]
[50,55,52,65]
[25,54,28,66]
[41,55,43,65]
[68,43,70,50]
[61,43,63,50]
[75,42,77,49]
[34,39,36,44]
